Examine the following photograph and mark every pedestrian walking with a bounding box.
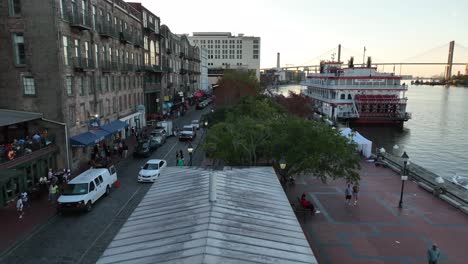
[427,244,441,264]
[39,175,48,193]
[21,191,30,208]
[345,184,353,205]
[179,150,184,161]
[49,183,58,203]
[176,151,180,165]
[16,196,24,219]
[352,183,360,205]
[123,143,129,158]
[177,158,185,166]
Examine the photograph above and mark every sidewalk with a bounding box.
[285,160,468,264]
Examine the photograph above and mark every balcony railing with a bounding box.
[72,57,95,71]
[144,21,155,32]
[152,65,163,72]
[68,11,91,30]
[179,52,185,59]
[119,31,133,44]
[97,22,116,38]
[133,35,143,47]
[166,48,172,55]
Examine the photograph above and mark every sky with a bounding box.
[138,0,468,76]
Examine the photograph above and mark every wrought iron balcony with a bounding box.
[180,69,188,75]
[133,35,143,47]
[97,22,115,38]
[144,21,155,33]
[68,11,91,30]
[119,31,133,44]
[179,52,185,59]
[152,65,164,72]
[72,57,95,71]
[166,48,172,55]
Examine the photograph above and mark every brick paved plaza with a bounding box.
[287,161,468,264]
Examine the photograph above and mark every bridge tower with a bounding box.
[337,44,341,62]
[445,40,455,80]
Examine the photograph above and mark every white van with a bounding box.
[57,166,117,212]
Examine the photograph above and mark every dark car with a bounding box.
[133,140,152,158]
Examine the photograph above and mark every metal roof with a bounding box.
[97,167,317,264]
[0,109,42,127]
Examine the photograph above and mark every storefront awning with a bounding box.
[0,109,43,127]
[101,120,128,134]
[70,130,110,147]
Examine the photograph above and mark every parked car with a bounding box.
[179,125,196,141]
[57,166,117,212]
[138,159,167,183]
[191,120,200,130]
[150,130,166,146]
[133,140,153,158]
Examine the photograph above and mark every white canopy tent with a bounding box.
[340,128,373,158]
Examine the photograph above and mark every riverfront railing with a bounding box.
[381,153,468,207]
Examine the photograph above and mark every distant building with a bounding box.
[188,32,261,84]
[465,64,468,75]
[200,47,210,91]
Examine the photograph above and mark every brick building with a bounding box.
[0,0,146,170]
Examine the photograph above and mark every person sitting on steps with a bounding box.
[300,193,317,215]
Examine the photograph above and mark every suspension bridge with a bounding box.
[262,41,468,80]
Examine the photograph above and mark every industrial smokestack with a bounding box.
[338,44,341,63]
[277,52,280,71]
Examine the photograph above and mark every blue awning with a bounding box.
[101,120,128,134]
[70,130,111,147]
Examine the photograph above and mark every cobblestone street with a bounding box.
[0,108,210,264]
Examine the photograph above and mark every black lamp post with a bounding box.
[187,144,193,167]
[279,157,286,183]
[398,151,409,208]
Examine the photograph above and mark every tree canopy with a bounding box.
[204,94,361,183]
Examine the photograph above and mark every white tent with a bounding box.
[340,128,373,158]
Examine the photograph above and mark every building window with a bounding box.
[87,76,93,95]
[94,44,99,68]
[68,105,76,126]
[91,5,96,30]
[112,97,117,113]
[8,0,21,16]
[78,76,84,95]
[66,76,73,95]
[106,99,111,115]
[79,103,86,124]
[253,55,259,59]
[13,33,25,65]
[62,36,71,66]
[22,75,35,95]
[74,39,80,58]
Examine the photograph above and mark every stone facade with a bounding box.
[0,0,146,169]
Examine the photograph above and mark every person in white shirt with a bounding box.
[47,168,53,180]
[16,196,24,219]
[21,192,29,207]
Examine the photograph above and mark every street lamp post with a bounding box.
[398,151,409,208]
[279,157,286,183]
[187,144,193,167]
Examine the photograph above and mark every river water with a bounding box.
[280,84,468,179]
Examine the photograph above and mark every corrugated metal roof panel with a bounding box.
[97,167,317,264]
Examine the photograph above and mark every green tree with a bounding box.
[204,95,361,183]
[269,117,360,183]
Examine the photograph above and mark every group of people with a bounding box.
[345,183,360,205]
[16,167,71,219]
[90,139,128,167]
[1,131,50,162]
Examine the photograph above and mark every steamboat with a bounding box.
[301,56,411,126]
